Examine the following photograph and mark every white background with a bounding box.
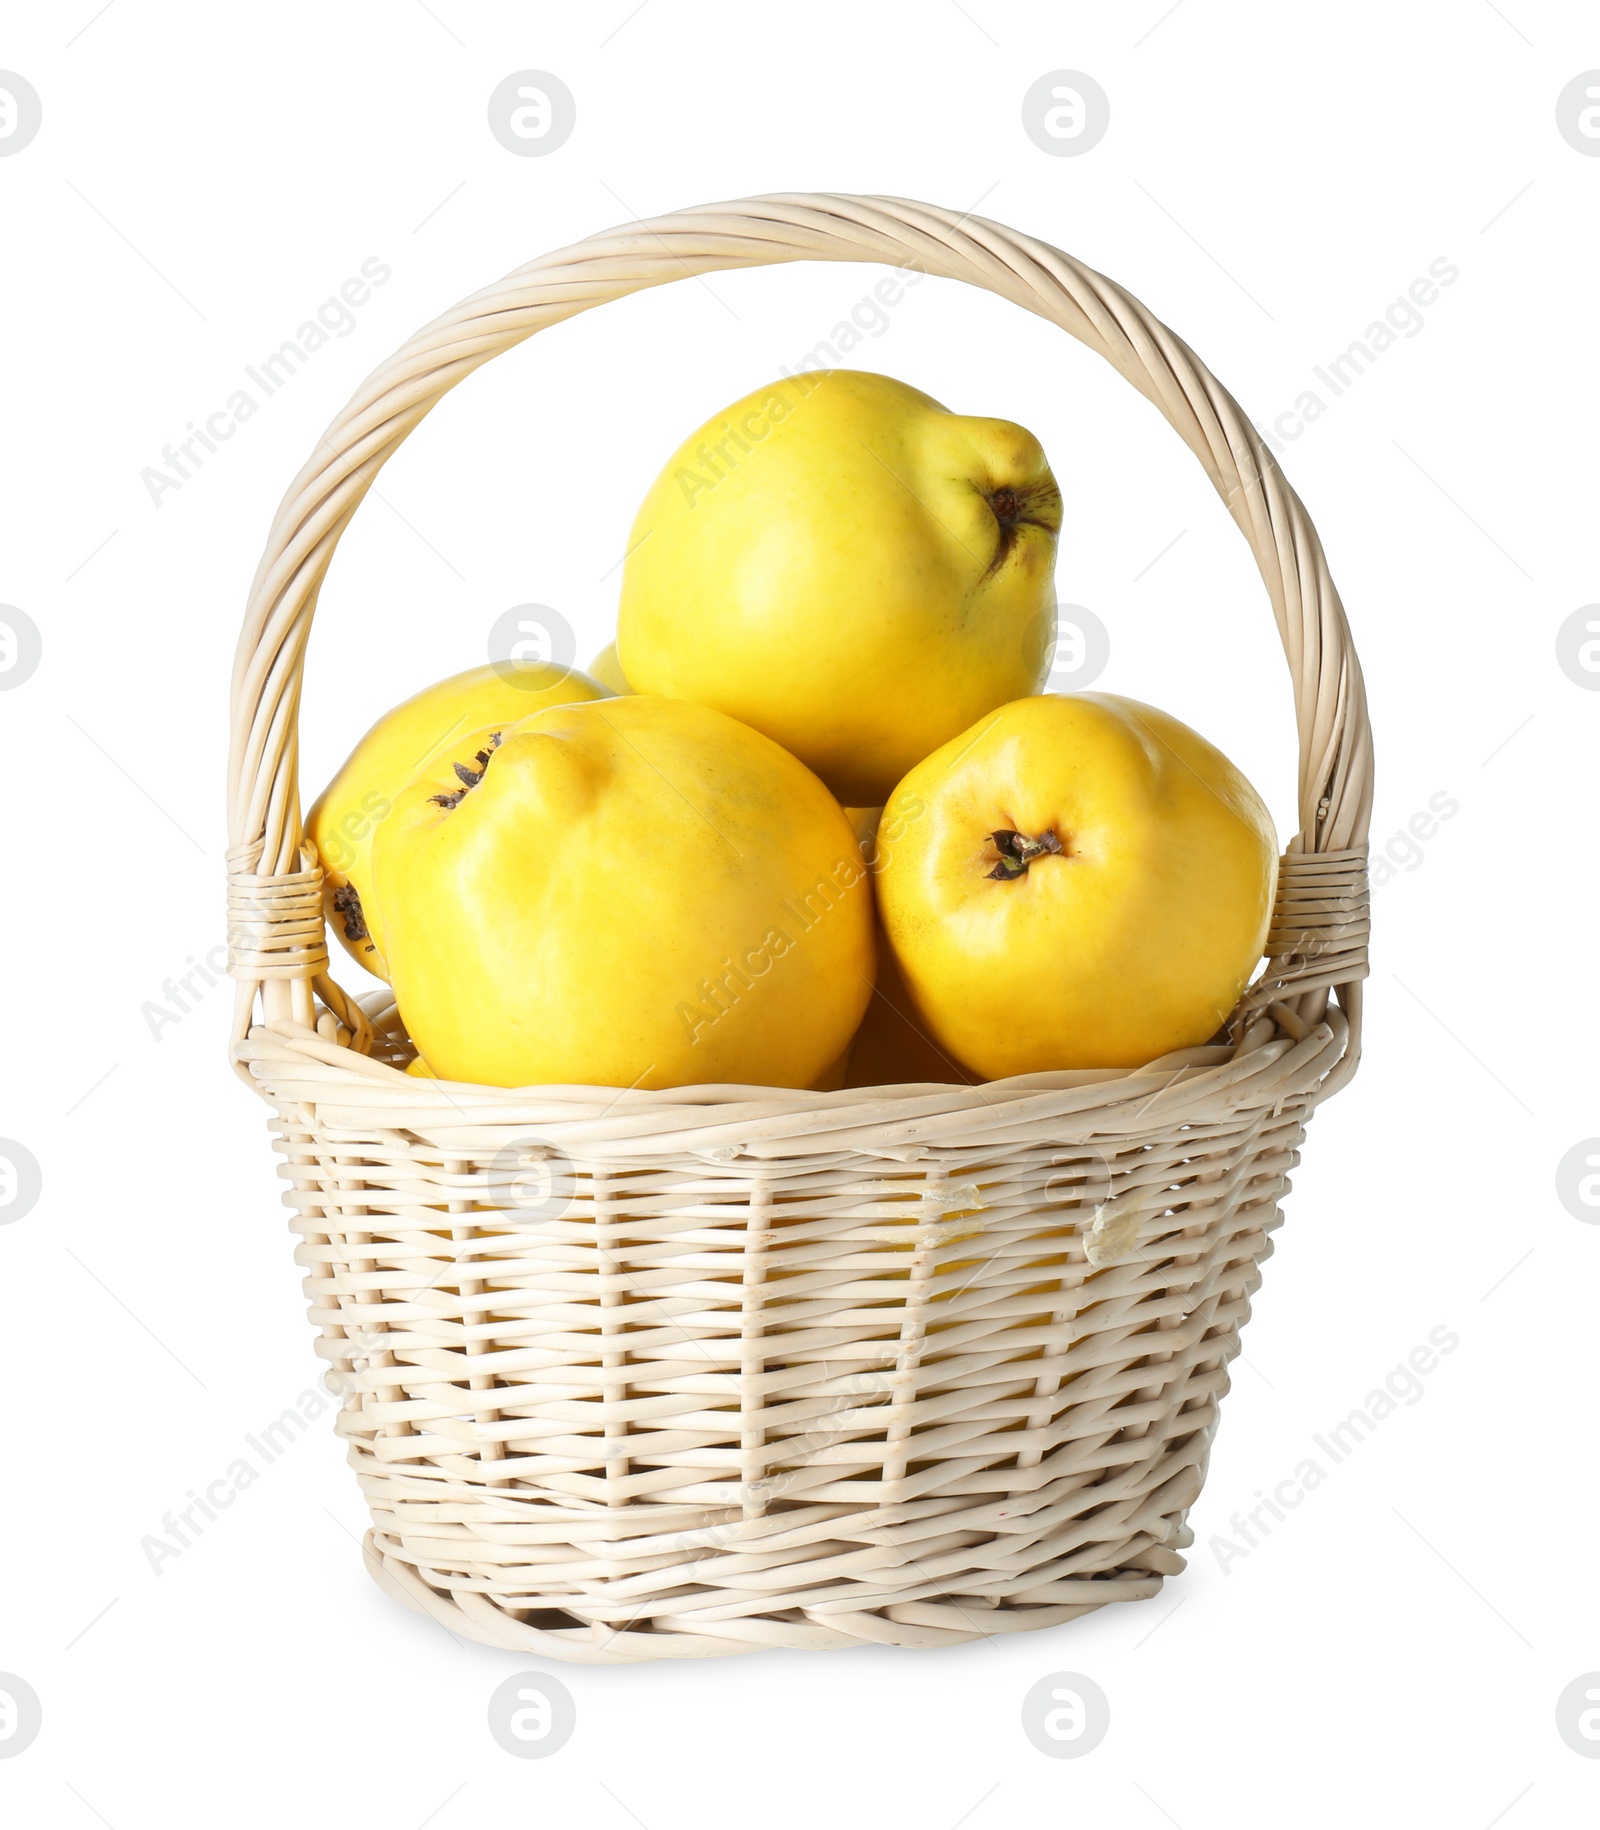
[2,2,1596,1823]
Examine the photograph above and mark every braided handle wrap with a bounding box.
[227,192,1371,1054]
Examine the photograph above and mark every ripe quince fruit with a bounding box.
[307,661,608,979]
[372,696,875,1090]
[876,694,1278,1076]
[837,805,978,1087]
[844,937,982,1087]
[617,370,1062,806]
[586,642,632,694]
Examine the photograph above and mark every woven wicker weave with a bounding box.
[227,193,1372,1662]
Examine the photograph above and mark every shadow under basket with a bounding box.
[226,193,1372,1663]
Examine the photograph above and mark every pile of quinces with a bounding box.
[310,370,1278,1093]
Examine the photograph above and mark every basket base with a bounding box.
[360,1529,1185,1664]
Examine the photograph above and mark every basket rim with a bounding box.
[239,1002,1350,1155]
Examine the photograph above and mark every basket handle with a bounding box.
[227,192,1371,1061]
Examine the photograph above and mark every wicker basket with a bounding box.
[226,193,1371,1662]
